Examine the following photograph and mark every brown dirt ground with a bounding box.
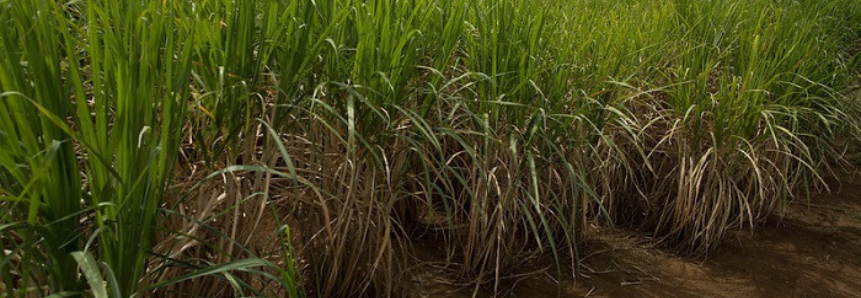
[410,172,861,298]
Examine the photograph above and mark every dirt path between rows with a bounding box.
[413,172,861,298]
[545,174,861,298]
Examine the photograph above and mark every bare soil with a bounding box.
[410,173,861,298]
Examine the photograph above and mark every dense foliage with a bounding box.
[1,0,859,297]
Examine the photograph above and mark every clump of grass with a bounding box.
[1,1,275,297]
[605,0,861,254]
